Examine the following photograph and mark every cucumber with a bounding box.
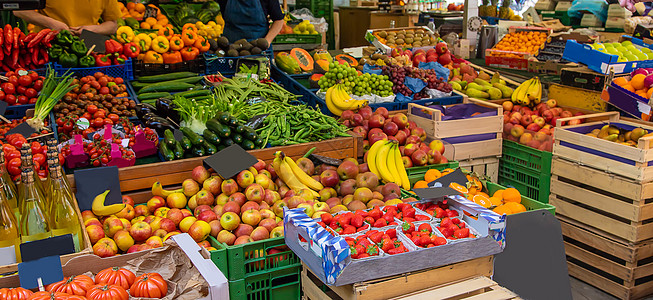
[216,112,230,125]
[191,146,205,157]
[163,129,176,147]
[159,142,174,161]
[254,137,265,147]
[243,128,258,141]
[203,129,221,146]
[222,138,234,147]
[137,72,198,83]
[138,82,195,94]
[131,81,147,90]
[235,125,247,134]
[206,119,231,138]
[202,141,217,155]
[241,139,256,150]
[180,127,204,145]
[176,89,212,98]
[172,141,184,159]
[138,92,172,101]
[227,115,239,127]
[180,136,192,151]
[232,133,243,144]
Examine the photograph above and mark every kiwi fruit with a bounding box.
[415,29,424,34]
[413,36,422,42]
[217,36,230,49]
[242,42,254,51]
[371,53,382,60]
[405,37,414,44]
[239,50,251,56]
[378,30,388,38]
[386,43,395,47]
[227,49,239,57]
[406,33,414,38]
[387,31,396,36]
[396,34,405,40]
[395,38,405,45]
[251,47,262,55]
[255,38,269,50]
[413,41,422,47]
[387,38,396,44]
[399,29,406,35]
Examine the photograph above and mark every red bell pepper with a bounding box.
[113,53,128,65]
[104,39,123,54]
[181,47,199,61]
[123,42,140,58]
[95,54,112,67]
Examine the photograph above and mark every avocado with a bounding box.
[234,39,248,46]
[241,42,253,51]
[251,47,262,55]
[255,38,269,50]
[239,50,251,56]
[217,36,230,49]
[227,49,239,57]
[208,39,218,51]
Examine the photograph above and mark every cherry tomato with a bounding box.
[0,90,5,101]
[37,169,47,179]
[103,118,113,126]
[2,83,15,94]
[5,150,20,162]
[4,95,16,105]
[93,110,106,119]
[5,71,14,77]
[33,153,46,167]
[92,160,100,167]
[82,112,92,120]
[28,98,37,104]
[87,104,98,114]
[24,88,37,98]
[107,113,119,123]
[18,75,32,87]
[32,80,43,91]
[7,76,18,86]
[15,85,26,95]
[29,71,39,81]
[100,156,109,164]
[30,142,42,154]
[7,158,21,176]
[16,95,28,104]
[93,117,104,128]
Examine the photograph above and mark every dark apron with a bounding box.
[222,0,269,42]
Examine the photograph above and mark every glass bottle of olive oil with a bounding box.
[18,169,51,243]
[47,159,81,252]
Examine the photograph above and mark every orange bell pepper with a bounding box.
[181,30,197,46]
[181,47,199,61]
[194,36,210,52]
[169,35,184,51]
[182,23,197,33]
[162,51,182,64]
[158,27,174,39]
[143,50,163,64]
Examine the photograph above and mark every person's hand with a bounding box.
[70,25,98,35]
[48,19,69,32]
[265,36,274,47]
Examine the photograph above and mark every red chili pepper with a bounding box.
[11,49,18,68]
[42,30,57,47]
[4,25,13,54]
[27,29,50,48]
[13,27,20,50]
[39,48,48,64]
[23,32,37,44]
[0,28,3,47]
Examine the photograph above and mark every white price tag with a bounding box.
[121,138,129,147]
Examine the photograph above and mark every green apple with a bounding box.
[622,40,633,47]
[615,46,628,53]
[618,56,628,62]
[636,53,648,60]
[607,48,620,55]
[625,54,639,61]
[604,43,615,48]
[647,52,653,59]
[642,48,652,53]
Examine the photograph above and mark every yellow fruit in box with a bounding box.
[208,21,217,27]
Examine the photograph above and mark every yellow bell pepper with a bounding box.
[133,33,152,52]
[116,26,135,43]
[148,32,158,40]
[151,36,170,53]
[197,29,208,37]
[143,50,163,64]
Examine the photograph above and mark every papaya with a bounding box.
[314,59,330,74]
[313,50,333,63]
[335,54,358,66]
[290,48,313,72]
[276,52,302,74]
[309,74,323,89]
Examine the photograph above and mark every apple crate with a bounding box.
[550,157,653,243]
[406,99,503,162]
[552,111,653,182]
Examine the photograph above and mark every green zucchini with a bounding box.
[159,142,174,161]
[243,128,258,141]
[203,129,221,146]
[138,82,195,94]
[235,125,247,134]
[222,138,234,147]
[254,137,265,147]
[217,113,230,125]
[176,89,212,98]
[180,136,192,151]
[137,72,198,83]
[206,119,231,138]
[163,129,176,147]
[131,81,147,90]
[227,115,239,127]
[202,141,217,155]
[241,139,256,150]
[180,127,205,145]
[137,92,172,101]
[172,141,184,159]
[232,133,243,144]
[191,146,206,157]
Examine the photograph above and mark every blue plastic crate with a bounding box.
[4,104,36,119]
[270,65,317,107]
[205,50,274,75]
[562,36,653,74]
[55,58,134,80]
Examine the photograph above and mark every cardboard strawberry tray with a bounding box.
[284,195,505,286]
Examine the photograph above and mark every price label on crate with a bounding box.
[413,168,468,200]
[6,122,37,138]
[74,166,122,211]
[20,235,75,263]
[0,100,7,115]
[203,144,257,180]
[18,256,64,290]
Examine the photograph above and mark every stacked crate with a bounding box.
[550,112,653,299]
[295,0,334,49]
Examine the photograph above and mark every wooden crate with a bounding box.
[549,83,607,112]
[407,99,503,161]
[350,0,377,6]
[559,216,653,300]
[552,112,653,182]
[459,156,500,183]
[392,277,521,300]
[550,157,653,243]
[301,256,494,300]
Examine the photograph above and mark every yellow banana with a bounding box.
[91,190,125,216]
[275,152,319,198]
[511,78,532,105]
[332,84,367,111]
[386,143,401,185]
[325,86,344,116]
[366,139,386,178]
[284,156,323,191]
[527,77,542,104]
[376,142,395,183]
[151,181,183,198]
[394,145,410,190]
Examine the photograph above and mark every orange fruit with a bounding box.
[647,88,653,99]
[493,190,504,199]
[157,18,168,26]
[622,84,636,92]
[140,22,151,29]
[126,2,135,9]
[413,181,429,189]
[489,196,503,207]
[135,2,146,13]
[449,182,468,194]
[424,169,442,182]
[636,90,648,99]
[145,17,158,26]
[502,188,521,203]
[613,77,629,87]
[632,74,647,90]
[493,205,512,215]
[473,194,492,208]
[504,202,526,213]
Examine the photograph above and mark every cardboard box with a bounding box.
[555,2,572,11]
[535,0,555,11]
[0,234,230,299]
[284,195,505,286]
[485,26,552,71]
[529,60,578,75]
[560,66,611,91]
[602,81,653,121]
[562,35,653,74]
[365,26,437,55]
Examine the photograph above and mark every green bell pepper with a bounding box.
[55,30,74,46]
[48,45,63,60]
[71,40,87,57]
[79,55,95,68]
[59,52,78,68]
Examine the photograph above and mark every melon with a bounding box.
[309,73,323,89]
[290,48,314,72]
[314,59,330,74]
[335,54,358,66]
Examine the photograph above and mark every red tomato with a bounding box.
[33,161,40,171]
[2,83,15,94]
[24,88,37,98]
[28,98,37,104]
[87,104,98,114]
[4,95,16,105]
[29,71,39,81]
[7,76,18,86]
[0,90,5,100]
[107,113,119,123]
[5,150,20,162]
[93,117,104,128]
[5,71,14,77]
[93,110,106,119]
[18,75,32,87]
[15,85,26,95]
[30,142,42,154]
[103,118,113,125]
[7,158,21,176]
[32,80,43,91]
[16,95,28,104]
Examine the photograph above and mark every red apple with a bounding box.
[93,238,118,258]
[221,179,239,196]
[130,221,152,242]
[368,114,385,129]
[411,150,428,166]
[236,170,255,189]
[220,212,241,231]
[191,165,210,184]
[383,121,399,136]
[337,161,359,180]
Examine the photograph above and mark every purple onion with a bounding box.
[632,68,650,77]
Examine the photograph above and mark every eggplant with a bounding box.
[135,103,156,119]
[146,117,175,135]
[155,98,181,125]
[141,113,160,123]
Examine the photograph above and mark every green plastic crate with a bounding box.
[406,161,460,185]
[499,140,552,203]
[295,0,332,19]
[485,181,555,215]
[501,140,552,174]
[273,33,322,44]
[208,236,301,281]
[228,265,301,300]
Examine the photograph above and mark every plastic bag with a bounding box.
[404,77,427,93]
[396,93,413,102]
[352,93,375,103]
[363,64,383,75]
[290,8,329,33]
[625,16,653,34]
[316,89,327,100]
[568,0,609,23]
[425,88,453,99]
[418,61,450,82]
[374,94,396,103]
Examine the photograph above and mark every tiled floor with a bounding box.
[570,277,653,300]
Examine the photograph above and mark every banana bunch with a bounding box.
[273,151,322,199]
[366,140,410,190]
[325,84,368,116]
[92,190,126,216]
[152,181,183,197]
[511,77,542,106]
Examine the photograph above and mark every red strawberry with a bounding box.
[403,217,415,223]
[343,225,356,235]
[415,215,430,221]
[335,227,343,234]
[321,213,333,224]
[418,223,432,232]
[389,222,398,226]
[345,237,356,246]
[432,236,447,246]
[366,245,379,256]
[439,226,454,237]
[382,213,395,223]
[369,207,382,219]
[387,248,401,255]
[404,208,416,218]
[397,203,411,212]
[440,217,453,228]
[369,232,384,244]
[402,222,415,234]
[419,235,431,247]
[351,214,364,228]
[329,220,339,229]
[446,209,459,217]
[434,207,445,218]
[373,218,388,227]
[381,239,394,252]
[318,221,326,228]
[458,222,466,228]
[354,210,368,218]
[357,225,369,232]
[350,246,358,259]
[340,213,353,226]
[451,218,461,225]
[364,216,375,224]
[386,228,396,239]
[357,253,370,258]
[454,228,470,239]
[358,239,371,247]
